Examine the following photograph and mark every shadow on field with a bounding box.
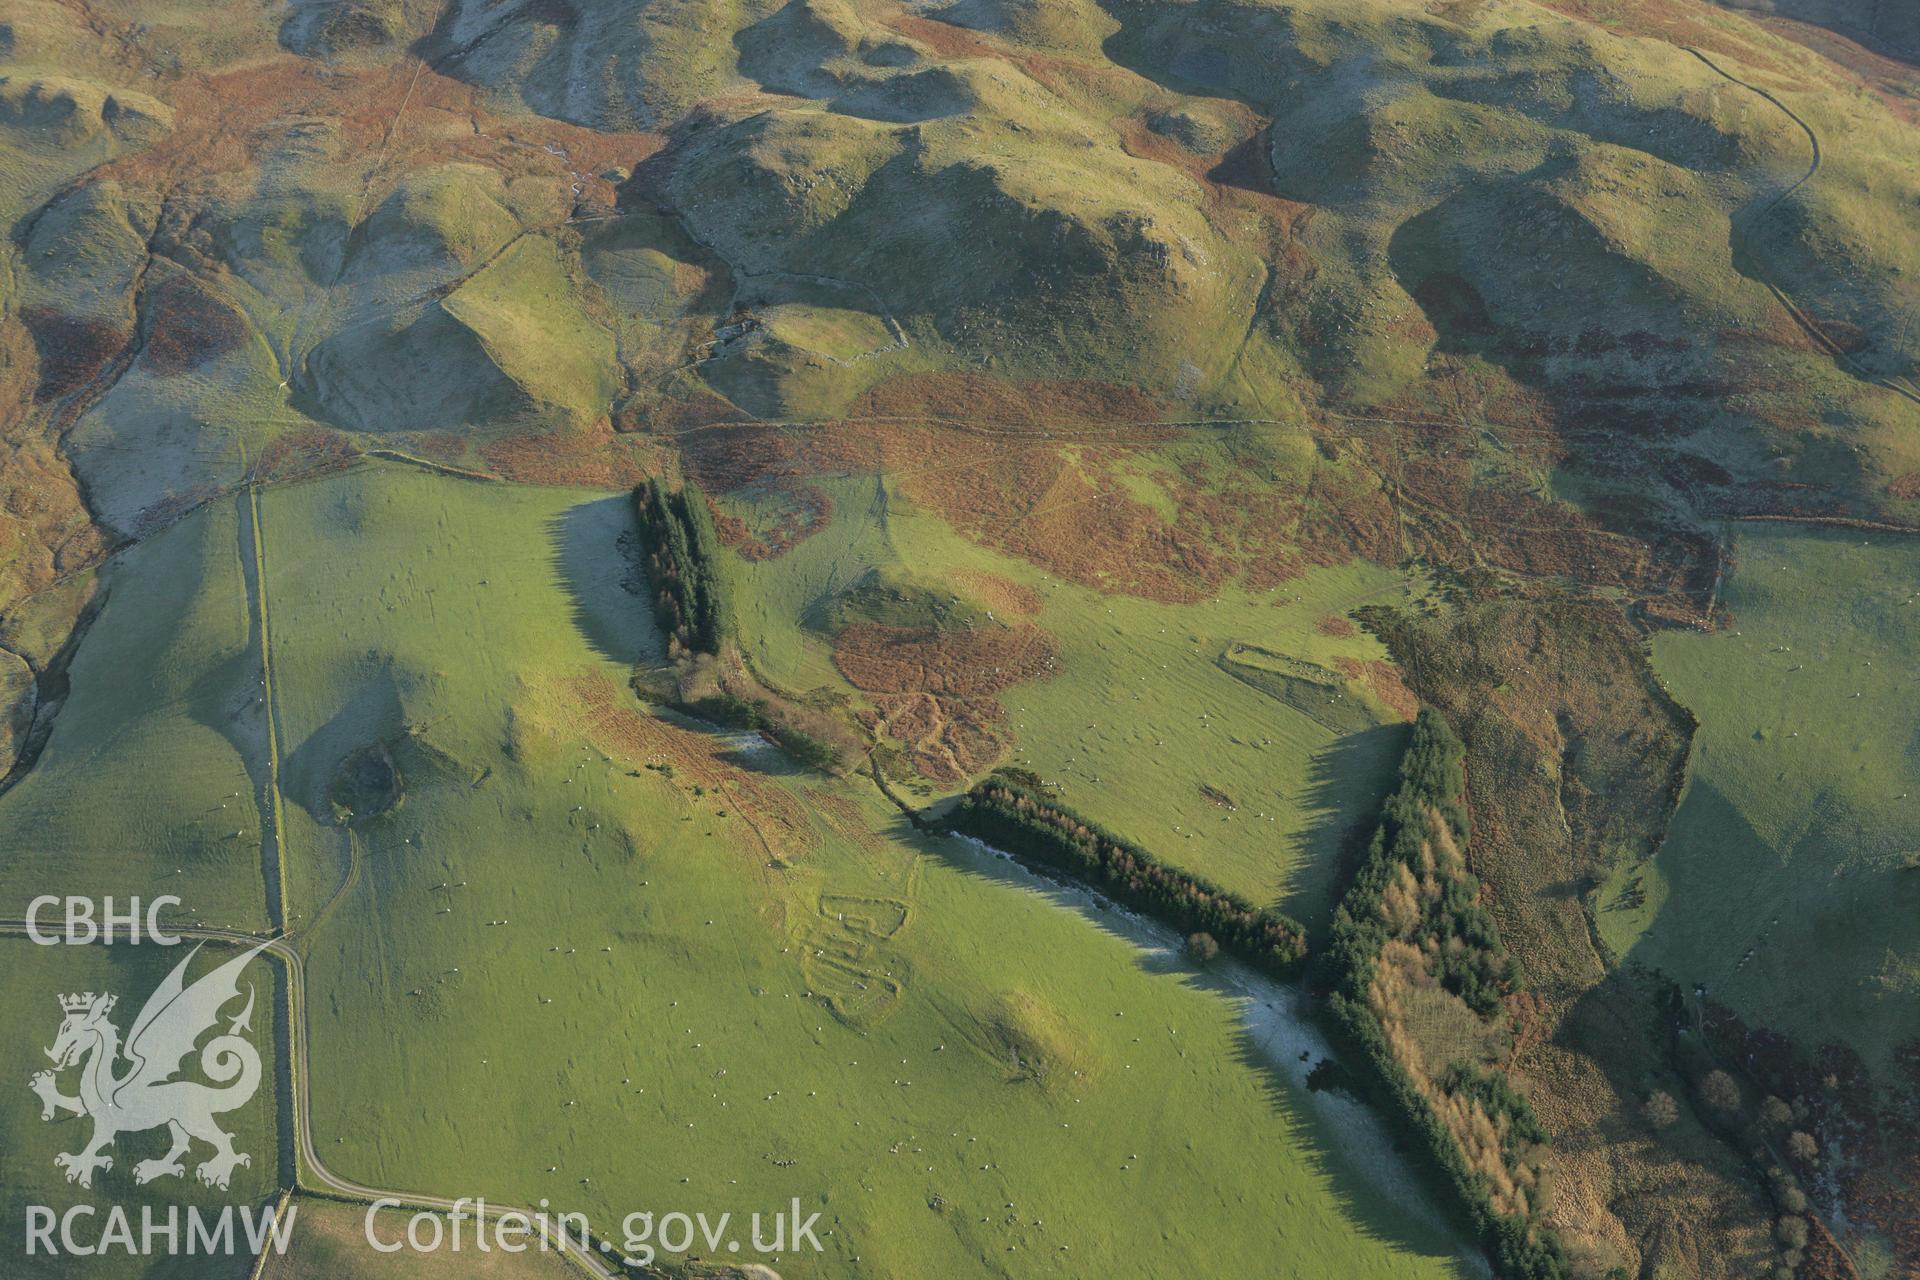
[1221,1016,1475,1260]
[546,497,662,668]
[280,662,406,822]
[647,704,802,778]
[913,813,1474,1266]
[1283,722,1411,930]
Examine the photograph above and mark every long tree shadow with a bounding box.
[545,496,664,668]
[278,660,407,822]
[907,813,1478,1271]
[1280,721,1411,932]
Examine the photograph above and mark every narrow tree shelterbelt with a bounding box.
[634,476,735,656]
[1328,709,1566,1280]
[946,776,1308,976]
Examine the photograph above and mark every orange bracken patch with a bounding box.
[1334,656,1420,723]
[479,421,660,489]
[833,622,1058,698]
[948,569,1043,619]
[561,671,819,864]
[142,276,250,375]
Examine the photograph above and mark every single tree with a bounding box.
[1786,1130,1819,1163]
[1759,1096,1793,1131]
[1186,931,1220,965]
[1644,1090,1680,1129]
[1700,1069,1742,1114]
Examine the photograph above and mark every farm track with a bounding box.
[238,467,617,1275]
[237,446,291,935]
[302,829,362,942]
[360,447,502,483]
[0,451,620,1276]
[1684,46,1920,410]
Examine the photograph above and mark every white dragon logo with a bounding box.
[28,941,269,1191]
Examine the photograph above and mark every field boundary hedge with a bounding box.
[945,777,1307,976]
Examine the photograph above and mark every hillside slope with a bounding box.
[0,0,1916,1275]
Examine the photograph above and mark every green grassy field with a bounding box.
[255,467,663,930]
[0,493,272,933]
[726,470,1422,929]
[0,938,283,1279]
[248,462,1468,1278]
[0,458,1469,1277]
[1605,527,1920,1073]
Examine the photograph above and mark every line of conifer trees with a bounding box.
[946,777,1308,975]
[1327,708,1568,1280]
[634,476,735,655]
